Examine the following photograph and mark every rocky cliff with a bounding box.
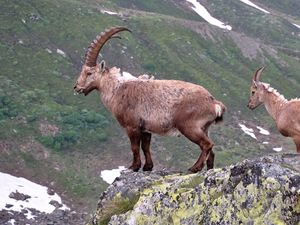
[89,154,300,225]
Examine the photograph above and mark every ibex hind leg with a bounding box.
[203,128,214,170]
[178,125,214,173]
[206,151,215,170]
[141,132,154,171]
[292,136,300,153]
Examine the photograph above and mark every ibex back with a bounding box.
[74,27,226,173]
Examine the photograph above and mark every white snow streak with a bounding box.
[0,172,69,219]
[239,124,257,139]
[186,0,232,30]
[56,49,66,57]
[273,147,282,152]
[256,126,270,135]
[101,10,118,15]
[293,23,300,29]
[239,0,270,14]
[100,166,126,184]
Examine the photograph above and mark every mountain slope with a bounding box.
[0,0,299,219]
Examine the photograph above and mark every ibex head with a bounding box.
[74,27,131,95]
[247,67,265,109]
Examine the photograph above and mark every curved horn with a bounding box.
[253,67,265,82]
[85,27,131,67]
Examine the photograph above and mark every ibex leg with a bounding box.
[206,151,215,170]
[141,132,153,171]
[178,125,214,173]
[203,128,215,170]
[127,128,142,172]
[292,136,300,153]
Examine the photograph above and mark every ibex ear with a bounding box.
[100,60,106,73]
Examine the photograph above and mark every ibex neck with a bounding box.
[262,85,287,120]
[99,67,122,112]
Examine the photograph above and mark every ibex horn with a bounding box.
[253,67,265,82]
[85,27,131,67]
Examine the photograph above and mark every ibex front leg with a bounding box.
[126,128,142,172]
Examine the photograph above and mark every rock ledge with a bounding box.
[89,154,300,225]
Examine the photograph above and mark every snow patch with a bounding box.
[101,10,118,15]
[100,166,126,184]
[46,48,52,54]
[292,23,300,29]
[56,49,66,57]
[273,147,282,152]
[256,126,270,135]
[262,141,269,145]
[8,219,16,225]
[239,0,270,14]
[239,123,257,139]
[186,0,232,30]
[0,172,69,219]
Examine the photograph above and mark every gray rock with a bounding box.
[88,154,300,225]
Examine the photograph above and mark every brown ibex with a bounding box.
[247,67,300,153]
[74,27,226,172]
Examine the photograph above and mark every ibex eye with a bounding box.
[87,72,92,76]
[251,91,255,95]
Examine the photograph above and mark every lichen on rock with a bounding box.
[89,154,300,225]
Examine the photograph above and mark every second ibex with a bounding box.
[74,27,226,173]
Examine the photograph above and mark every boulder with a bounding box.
[89,154,300,225]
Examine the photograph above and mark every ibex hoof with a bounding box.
[188,166,202,173]
[128,164,141,172]
[143,164,153,171]
[206,165,214,170]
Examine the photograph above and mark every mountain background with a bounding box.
[0,0,299,219]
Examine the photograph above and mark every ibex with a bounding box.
[247,67,300,153]
[74,27,226,173]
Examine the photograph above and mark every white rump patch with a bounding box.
[215,104,222,117]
